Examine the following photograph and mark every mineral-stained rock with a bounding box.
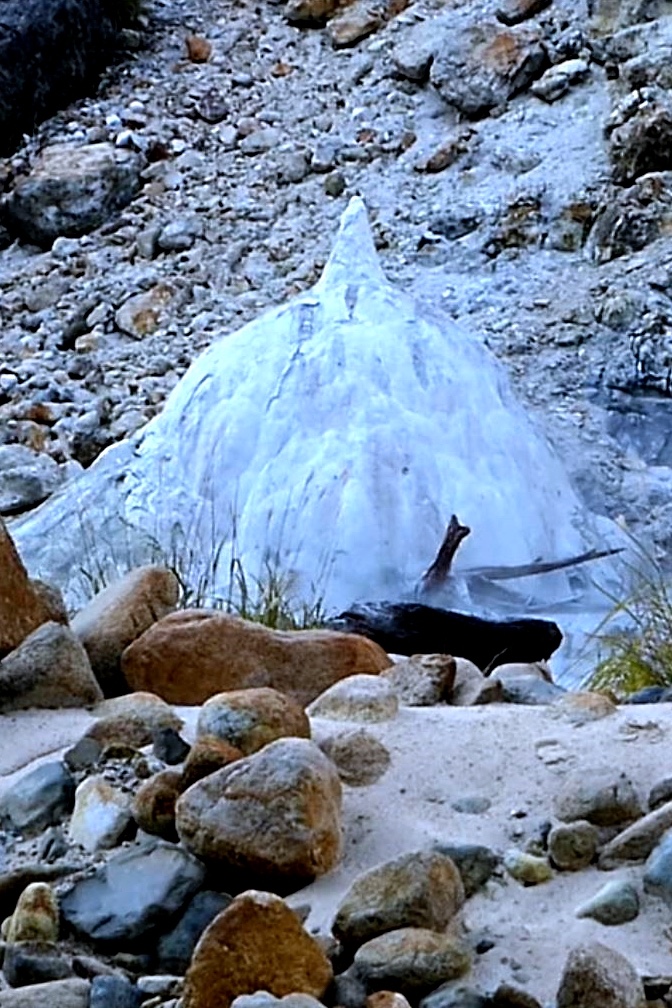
[122,612,391,707]
[176,738,342,889]
[68,776,132,853]
[0,622,102,712]
[554,769,643,827]
[429,23,548,118]
[132,770,182,842]
[598,800,672,867]
[353,928,471,996]
[380,655,455,706]
[114,286,177,341]
[314,727,391,787]
[0,762,75,836]
[156,891,232,975]
[555,941,646,1008]
[6,883,59,943]
[71,566,180,697]
[548,821,598,871]
[0,978,91,1008]
[606,87,672,185]
[333,850,464,947]
[197,688,310,755]
[181,737,243,790]
[4,144,143,247]
[307,675,399,722]
[0,518,64,659]
[182,890,333,1008]
[60,841,205,944]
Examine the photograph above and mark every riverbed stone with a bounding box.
[0,762,75,836]
[0,978,91,1008]
[353,928,471,996]
[68,775,132,852]
[380,654,455,706]
[0,622,102,712]
[314,727,391,787]
[176,738,342,889]
[196,688,310,755]
[556,941,646,1008]
[599,800,672,867]
[554,769,643,827]
[182,890,333,1008]
[575,880,640,925]
[333,850,464,947]
[307,675,399,722]
[548,821,599,871]
[155,891,232,974]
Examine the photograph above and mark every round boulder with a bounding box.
[197,688,310,756]
[308,675,399,722]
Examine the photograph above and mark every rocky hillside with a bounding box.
[1,0,672,569]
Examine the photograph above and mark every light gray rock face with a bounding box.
[556,941,646,1008]
[0,622,103,713]
[60,840,205,943]
[0,445,66,516]
[68,775,133,852]
[11,199,625,644]
[4,143,143,247]
[0,762,75,835]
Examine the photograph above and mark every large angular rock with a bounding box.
[0,762,75,836]
[183,890,333,1008]
[176,738,342,889]
[0,979,90,1008]
[197,688,310,755]
[68,776,132,853]
[430,21,547,118]
[60,840,205,944]
[0,445,66,516]
[71,566,180,697]
[0,622,102,713]
[123,612,391,706]
[380,654,455,706]
[4,143,143,247]
[556,941,646,1008]
[606,88,672,185]
[333,850,464,947]
[0,518,63,659]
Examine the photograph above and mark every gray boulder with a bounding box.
[60,840,205,944]
[0,762,75,835]
[0,445,66,516]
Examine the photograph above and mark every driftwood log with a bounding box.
[0,0,125,155]
[330,601,563,672]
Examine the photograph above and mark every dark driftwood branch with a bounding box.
[464,546,624,582]
[419,515,471,595]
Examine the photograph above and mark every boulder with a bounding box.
[548,821,599,871]
[333,850,464,947]
[606,87,672,185]
[0,979,90,1008]
[132,770,182,841]
[553,769,643,827]
[353,928,471,996]
[556,941,646,1008]
[380,655,455,706]
[68,776,132,852]
[307,675,399,722]
[89,976,142,1008]
[314,728,391,787]
[156,891,232,974]
[122,611,391,706]
[429,21,547,118]
[2,941,74,987]
[0,518,64,659]
[329,602,561,673]
[176,738,342,890]
[450,658,503,706]
[181,737,243,790]
[182,890,333,1008]
[598,800,672,867]
[71,566,180,696]
[575,880,640,925]
[4,143,143,247]
[197,688,310,755]
[502,851,553,886]
[0,762,75,836]
[0,622,102,712]
[60,840,205,944]
[643,830,672,907]
[85,692,183,750]
[0,445,66,516]
[431,844,499,898]
[6,883,59,943]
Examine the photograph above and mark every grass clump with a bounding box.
[588,535,672,699]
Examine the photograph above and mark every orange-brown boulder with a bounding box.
[183,890,333,1008]
[72,565,180,696]
[181,736,243,790]
[197,688,310,755]
[122,611,392,706]
[0,519,65,658]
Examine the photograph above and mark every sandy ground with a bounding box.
[2,702,672,1003]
